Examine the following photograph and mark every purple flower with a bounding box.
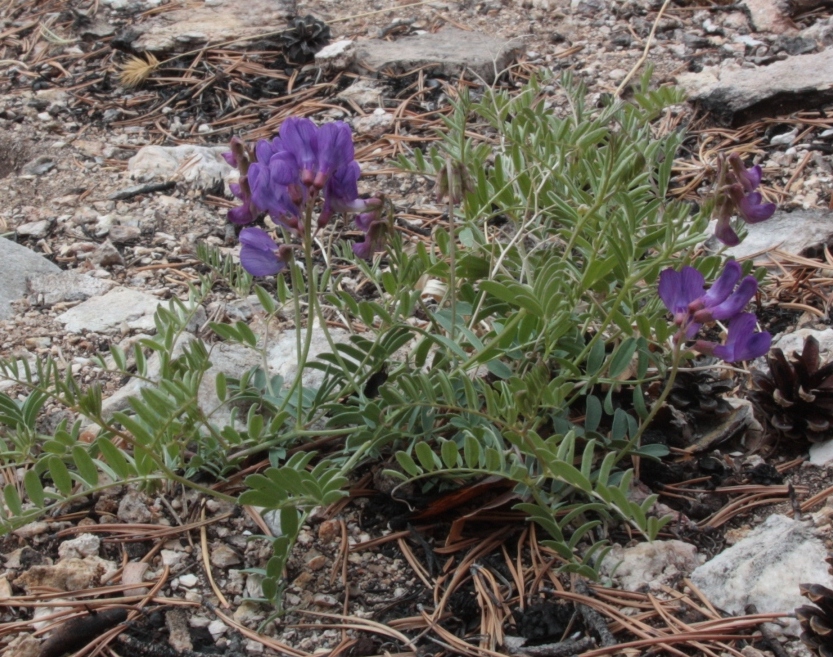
[248,161,301,233]
[728,184,776,224]
[728,152,762,194]
[352,211,387,259]
[224,137,260,225]
[318,162,381,228]
[659,261,758,340]
[239,227,292,276]
[280,117,318,185]
[694,313,771,363]
[692,274,758,323]
[712,152,776,245]
[658,266,705,335]
[314,122,354,189]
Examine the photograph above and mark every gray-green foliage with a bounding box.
[0,72,709,608]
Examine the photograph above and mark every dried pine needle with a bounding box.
[119,53,159,88]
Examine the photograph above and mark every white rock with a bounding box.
[178,573,199,587]
[0,239,61,320]
[774,328,833,361]
[57,287,163,333]
[17,219,52,239]
[810,439,833,465]
[690,514,833,635]
[353,109,395,138]
[314,40,355,70]
[601,540,701,592]
[207,619,227,638]
[127,145,233,189]
[58,534,101,560]
[712,209,833,262]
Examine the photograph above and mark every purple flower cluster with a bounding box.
[224,118,385,274]
[713,152,776,246]
[658,261,771,362]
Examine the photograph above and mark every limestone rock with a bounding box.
[57,534,101,560]
[57,287,162,334]
[129,0,294,53]
[742,0,795,34]
[14,558,100,592]
[0,238,60,320]
[678,48,833,125]
[28,270,115,307]
[711,209,833,261]
[353,28,523,83]
[601,540,701,592]
[690,514,833,635]
[127,145,233,189]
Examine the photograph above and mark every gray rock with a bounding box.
[16,219,52,239]
[601,540,701,592]
[109,225,142,244]
[710,209,833,261]
[117,490,153,524]
[20,155,55,176]
[129,0,294,53]
[29,269,115,307]
[353,28,523,83]
[337,77,387,109]
[210,544,241,568]
[678,48,833,125]
[57,287,163,333]
[809,438,833,465]
[802,16,833,48]
[352,109,395,137]
[690,514,833,635]
[315,40,355,71]
[90,240,124,268]
[742,0,794,34]
[773,328,833,361]
[0,238,60,320]
[128,145,233,190]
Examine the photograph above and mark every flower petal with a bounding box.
[739,192,776,223]
[699,260,742,309]
[714,217,740,246]
[239,226,278,251]
[696,275,757,322]
[240,245,285,276]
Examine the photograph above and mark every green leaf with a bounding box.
[608,338,637,379]
[97,438,134,480]
[48,456,73,496]
[441,440,459,469]
[23,470,44,507]
[71,446,99,487]
[3,485,21,516]
[414,442,438,471]
[550,461,592,493]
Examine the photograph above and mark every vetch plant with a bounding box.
[0,72,785,616]
[712,152,776,246]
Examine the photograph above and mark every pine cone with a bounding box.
[279,15,331,64]
[668,359,734,420]
[748,335,833,444]
[798,579,833,657]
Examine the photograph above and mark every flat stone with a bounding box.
[810,438,833,465]
[57,534,101,560]
[17,220,52,239]
[691,514,833,635]
[0,238,60,320]
[57,287,163,333]
[711,209,833,261]
[315,39,355,70]
[742,0,795,34]
[773,328,833,361]
[129,0,294,53]
[128,145,233,189]
[337,77,387,109]
[353,109,395,137]
[29,270,115,307]
[210,544,242,568]
[353,28,523,83]
[601,540,701,592]
[677,48,833,125]
[109,225,142,244]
